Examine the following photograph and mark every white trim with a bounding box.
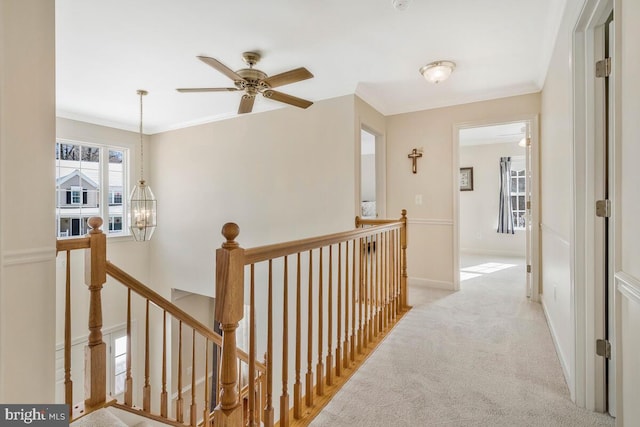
[408,277,454,291]
[407,218,453,226]
[542,298,572,389]
[616,272,640,305]
[572,0,616,412]
[2,247,56,266]
[460,249,526,258]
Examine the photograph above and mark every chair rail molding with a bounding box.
[408,218,454,226]
[2,247,56,267]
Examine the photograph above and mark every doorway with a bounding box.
[454,118,539,302]
[359,127,385,219]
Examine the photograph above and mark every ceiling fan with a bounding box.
[177,52,314,114]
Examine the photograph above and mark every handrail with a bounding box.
[105,261,266,372]
[56,236,90,252]
[244,221,402,265]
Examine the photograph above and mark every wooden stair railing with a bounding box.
[214,210,409,427]
[56,217,266,426]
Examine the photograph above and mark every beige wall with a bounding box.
[0,0,56,402]
[386,93,540,289]
[459,142,526,257]
[149,95,357,298]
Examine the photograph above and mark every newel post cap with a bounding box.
[88,217,104,234]
[221,223,240,248]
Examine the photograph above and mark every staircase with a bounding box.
[58,211,409,426]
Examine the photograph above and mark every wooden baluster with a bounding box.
[384,232,389,329]
[280,257,290,427]
[376,233,381,335]
[369,235,374,342]
[161,311,168,417]
[125,288,133,407]
[190,329,197,426]
[372,235,377,339]
[84,217,107,407]
[177,321,184,423]
[265,261,274,427]
[326,245,334,386]
[316,248,324,397]
[293,253,302,419]
[214,223,245,426]
[335,244,342,377]
[203,339,210,426]
[400,210,408,310]
[216,345,221,410]
[362,237,368,349]
[64,250,73,407]
[396,227,401,317]
[305,250,314,407]
[351,239,357,361]
[248,265,256,427]
[144,300,151,412]
[344,242,350,369]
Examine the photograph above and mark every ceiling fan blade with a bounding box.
[197,56,244,82]
[261,67,314,89]
[263,90,313,109]
[238,95,255,114]
[176,87,240,93]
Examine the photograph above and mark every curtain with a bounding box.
[497,156,515,234]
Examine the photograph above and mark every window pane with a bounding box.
[510,178,517,193]
[114,336,127,356]
[81,146,100,162]
[511,196,517,209]
[518,178,525,192]
[518,195,525,208]
[109,150,123,164]
[114,372,125,396]
[114,354,127,375]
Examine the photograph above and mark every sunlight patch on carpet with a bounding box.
[462,262,516,274]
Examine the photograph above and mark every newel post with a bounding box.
[84,217,107,407]
[214,223,245,427]
[400,210,408,310]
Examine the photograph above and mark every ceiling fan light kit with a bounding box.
[177,51,314,114]
[419,60,456,84]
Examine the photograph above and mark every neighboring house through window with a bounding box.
[56,141,128,237]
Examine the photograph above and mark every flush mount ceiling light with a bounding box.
[419,61,456,84]
[392,0,411,10]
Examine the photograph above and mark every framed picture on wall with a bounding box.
[460,167,474,191]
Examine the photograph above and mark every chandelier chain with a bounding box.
[139,90,144,182]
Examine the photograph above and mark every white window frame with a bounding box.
[510,156,526,230]
[70,186,82,205]
[56,139,130,238]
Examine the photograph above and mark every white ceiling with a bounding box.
[56,0,566,134]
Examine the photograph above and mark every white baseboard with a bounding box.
[460,248,525,258]
[541,297,573,398]
[408,277,454,291]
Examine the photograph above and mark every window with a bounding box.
[510,167,526,230]
[70,186,82,205]
[56,141,128,237]
[112,333,128,396]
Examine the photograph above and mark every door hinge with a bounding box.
[596,339,611,359]
[596,199,611,218]
[526,200,531,210]
[595,58,612,78]
[527,264,532,273]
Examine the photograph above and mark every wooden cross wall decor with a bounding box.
[408,148,423,174]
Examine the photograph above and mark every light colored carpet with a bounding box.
[311,255,615,427]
